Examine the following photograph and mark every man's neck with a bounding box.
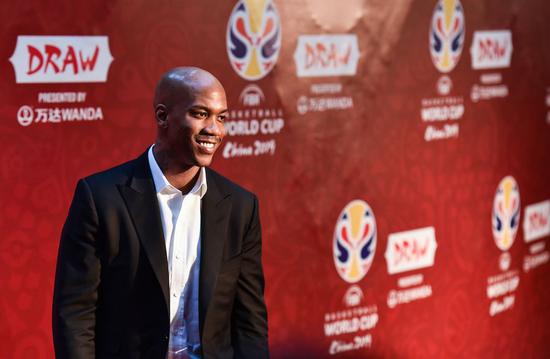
[152,146,200,194]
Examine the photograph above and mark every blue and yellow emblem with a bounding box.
[492,176,521,251]
[226,0,281,81]
[429,0,465,73]
[333,200,377,283]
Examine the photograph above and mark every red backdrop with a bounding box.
[1,0,550,357]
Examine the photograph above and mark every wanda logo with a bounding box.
[10,36,114,83]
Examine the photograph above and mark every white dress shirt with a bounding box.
[148,146,206,359]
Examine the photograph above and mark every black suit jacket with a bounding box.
[52,151,269,358]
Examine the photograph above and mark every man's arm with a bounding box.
[231,195,269,358]
[52,179,100,359]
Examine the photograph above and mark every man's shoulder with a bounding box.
[205,168,256,201]
[82,152,146,189]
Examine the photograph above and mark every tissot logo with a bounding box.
[294,34,359,77]
[470,30,513,70]
[9,36,114,83]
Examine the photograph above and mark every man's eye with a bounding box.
[191,110,208,118]
[217,115,227,123]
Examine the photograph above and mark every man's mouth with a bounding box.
[195,137,220,152]
[198,141,215,149]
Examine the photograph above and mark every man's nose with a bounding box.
[204,116,224,136]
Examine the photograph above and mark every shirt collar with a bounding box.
[148,145,208,198]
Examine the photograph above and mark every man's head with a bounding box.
[153,67,227,170]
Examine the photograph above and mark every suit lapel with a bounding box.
[118,152,170,313]
[199,168,232,334]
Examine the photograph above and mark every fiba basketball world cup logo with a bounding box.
[492,176,520,251]
[333,200,377,283]
[226,0,282,81]
[429,0,465,73]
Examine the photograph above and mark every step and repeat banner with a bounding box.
[1,0,549,357]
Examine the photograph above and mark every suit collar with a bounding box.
[199,168,232,335]
[118,151,171,315]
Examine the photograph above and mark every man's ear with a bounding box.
[155,104,168,127]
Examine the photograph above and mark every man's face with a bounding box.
[163,83,227,168]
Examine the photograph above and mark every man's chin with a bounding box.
[195,154,215,167]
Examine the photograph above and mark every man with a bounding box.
[52,67,269,358]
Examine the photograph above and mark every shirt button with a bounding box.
[172,293,177,298]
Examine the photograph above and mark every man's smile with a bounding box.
[195,136,221,153]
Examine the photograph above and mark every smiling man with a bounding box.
[53,67,269,359]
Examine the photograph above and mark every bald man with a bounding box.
[53,67,269,359]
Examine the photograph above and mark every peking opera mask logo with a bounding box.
[429,0,465,73]
[226,0,281,81]
[333,200,377,283]
[492,176,521,251]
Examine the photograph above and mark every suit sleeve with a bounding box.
[52,179,100,359]
[231,195,269,358]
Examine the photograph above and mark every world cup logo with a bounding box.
[492,176,521,251]
[429,0,465,73]
[226,0,281,81]
[333,200,377,283]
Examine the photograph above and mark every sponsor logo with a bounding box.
[387,285,433,309]
[523,241,549,272]
[296,82,354,115]
[333,200,377,284]
[226,0,281,81]
[429,0,465,73]
[15,91,103,127]
[293,34,359,77]
[223,84,285,158]
[239,84,265,106]
[420,96,463,141]
[9,36,113,83]
[17,105,103,126]
[343,285,364,307]
[470,74,509,103]
[469,31,511,103]
[470,30,513,70]
[499,252,511,271]
[297,95,353,115]
[325,202,379,354]
[328,334,373,355]
[384,227,436,309]
[324,304,378,355]
[385,227,437,274]
[492,176,521,251]
[470,83,508,102]
[486,270,519,316]
[485,176,523,316]
[523,200,550,243]
[437,75,452,95]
